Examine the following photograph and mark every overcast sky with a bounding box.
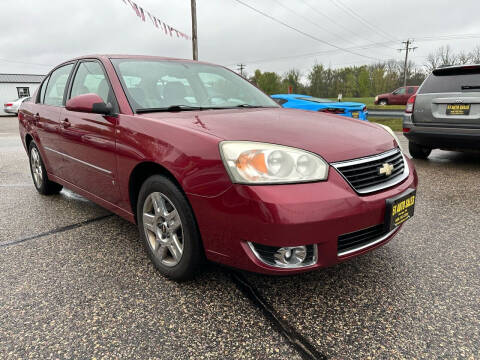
[1,0,480,77]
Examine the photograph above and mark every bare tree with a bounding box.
[469,46,480,63]
[424,45,457,72]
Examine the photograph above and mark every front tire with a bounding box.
[379,99,388,106]
[28,142,63,195]
[409,141,432,159]
[137,175,202,281]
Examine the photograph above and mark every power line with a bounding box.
[332,0,398,43]
[224,40,395,67]
[0,57,53,68]
[273,0,359,47]
[232,0,384,62]
[302,0,397,50]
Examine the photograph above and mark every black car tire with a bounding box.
[379,99,388,106]
[137,175,203,281]
[28,142,63,195]
[409,141,432,159]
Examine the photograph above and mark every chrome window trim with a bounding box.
[44,146,112,175]
[331,148,409,194]
[337,226,398,257]
[247,242,318,269]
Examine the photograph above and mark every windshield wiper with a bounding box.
[136,105,203,113]
[461,85,480,90]
[235,104,273,108]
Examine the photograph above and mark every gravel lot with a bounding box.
[1,116,478,359]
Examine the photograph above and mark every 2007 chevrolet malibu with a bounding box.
[18,55,418,280]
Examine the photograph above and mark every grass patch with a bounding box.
[368,117,402,132]
[328,97,405,110]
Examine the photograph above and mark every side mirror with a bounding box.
[66,93,113,115]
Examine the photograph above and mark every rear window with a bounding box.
[419,69,480,94]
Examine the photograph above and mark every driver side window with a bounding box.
[70,62,113,103]
[393,87,406,95]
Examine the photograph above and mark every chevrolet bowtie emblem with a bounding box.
[379,163,394,176]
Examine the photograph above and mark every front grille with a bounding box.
[332,148,408,194]
[338,224,392,256]
[248,243,316,268]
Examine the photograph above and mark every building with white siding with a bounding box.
[0,74,44,115]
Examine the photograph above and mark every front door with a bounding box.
[59,60,120,204]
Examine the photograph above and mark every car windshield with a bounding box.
[296,96,332,103]
[111,59,279,112]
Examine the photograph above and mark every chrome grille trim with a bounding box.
[332,148,409,194]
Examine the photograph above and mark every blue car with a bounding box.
[271,94,368,121]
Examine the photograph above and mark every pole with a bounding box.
[237,64,245,77]
[402,40,410,88]
[191,0,198,60]
[398,39,417,87]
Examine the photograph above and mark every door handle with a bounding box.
[61,118,71,128]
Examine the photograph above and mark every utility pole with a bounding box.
[237,64,246,77]
[398,39,417,87]
[191,0,198,60]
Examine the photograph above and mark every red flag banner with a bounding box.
[120,0,191,40]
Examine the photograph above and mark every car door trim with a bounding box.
[44,146,112,175]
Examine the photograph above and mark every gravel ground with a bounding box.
[0,116,478,359]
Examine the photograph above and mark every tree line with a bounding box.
[248,45,480,98]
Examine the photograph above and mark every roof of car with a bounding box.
[0,73,45,83]
[432,63,480,75]
[58,54,216,66]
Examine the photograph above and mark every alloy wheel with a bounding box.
[30,147,43,188]
[142,192,184,267]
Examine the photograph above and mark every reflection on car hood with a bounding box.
[138,108,396,163]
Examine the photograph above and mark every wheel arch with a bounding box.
[25,133,34,150]
[128,161,184,222]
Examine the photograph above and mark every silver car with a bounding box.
[3,97,31,115]
[403,64,480,159]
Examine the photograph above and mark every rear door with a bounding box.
[33,63,75,175]
[59,60,120,204]
[414,67,480,126]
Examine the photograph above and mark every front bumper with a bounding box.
[188,157,418,274]
[403,113,480,150]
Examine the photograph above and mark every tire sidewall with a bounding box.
[136,175,202,280]
[28,142,48,194]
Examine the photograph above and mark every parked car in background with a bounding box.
[271,94,368,120]
[403,64,480,159]
[3,97,31,115]
[375,86,418,105]
[19,55,417,280]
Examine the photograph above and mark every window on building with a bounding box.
[17,87,30,98]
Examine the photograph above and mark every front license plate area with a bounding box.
[351,111,359,118]
[385,189,416,231]
[446,104,470,115]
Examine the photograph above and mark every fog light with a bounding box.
[274,246,307,266]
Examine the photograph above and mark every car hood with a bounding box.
[138,108,396,163]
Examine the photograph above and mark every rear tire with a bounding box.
[379,99,388,106]
[409,141,431,159]
[136,175,203,281]
[28,142,63,195]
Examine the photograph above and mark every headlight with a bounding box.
[219,141,329,184]
[377,123,405,154]
[375,96,378,101]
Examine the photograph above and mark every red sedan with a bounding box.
[19,55,418,280]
